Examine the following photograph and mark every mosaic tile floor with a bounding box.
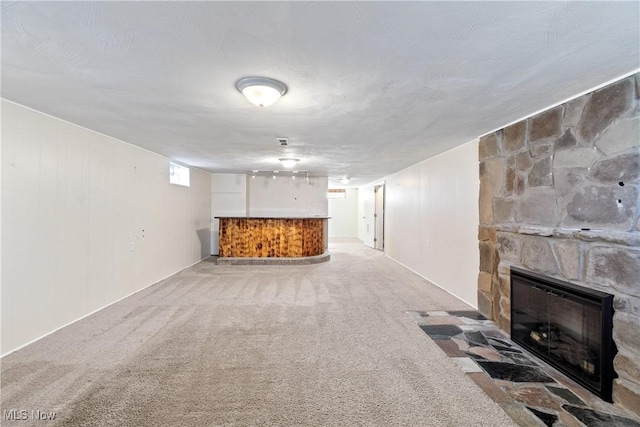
[407,310,640,427]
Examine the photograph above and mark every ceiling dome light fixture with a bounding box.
[279,158,300,168]
[340,177,351,185]
[236,76,287,107]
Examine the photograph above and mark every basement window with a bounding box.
[169,162,190,187]
[327,189,346,199]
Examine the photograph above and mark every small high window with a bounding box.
[169,162,190,187]
[327,189,346,199]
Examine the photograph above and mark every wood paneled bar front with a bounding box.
[216,217,329,260]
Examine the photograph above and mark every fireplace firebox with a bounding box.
[510,267,616,401]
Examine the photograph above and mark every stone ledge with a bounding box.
[217,252,330,265]
[493,224,640,246]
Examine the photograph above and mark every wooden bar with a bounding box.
[217,217,329,258]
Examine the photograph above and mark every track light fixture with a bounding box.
[279,158,300,168]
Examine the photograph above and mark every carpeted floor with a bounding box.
[1,238,517,426]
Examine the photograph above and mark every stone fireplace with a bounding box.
[478,73,640,415]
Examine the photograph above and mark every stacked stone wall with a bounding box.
[478,73,640,415]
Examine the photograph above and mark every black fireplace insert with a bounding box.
[510,267,616,401]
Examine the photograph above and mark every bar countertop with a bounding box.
[214,216,331,219]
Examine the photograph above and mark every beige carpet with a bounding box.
[1,238,517,426]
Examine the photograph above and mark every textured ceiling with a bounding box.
[2,1,639,186]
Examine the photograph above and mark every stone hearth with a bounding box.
[477,73,640,415]
[408,310,640,426]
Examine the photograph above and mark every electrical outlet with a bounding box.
[130,241,136,252]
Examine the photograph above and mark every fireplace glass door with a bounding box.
[510,267,615,401]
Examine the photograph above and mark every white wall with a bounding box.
[211,174,247,255]
[1,100,212,355]
[328,188,358,237]
[383,140,480,307]
[248,175,328,217]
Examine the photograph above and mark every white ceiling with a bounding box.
[2,2,639,186]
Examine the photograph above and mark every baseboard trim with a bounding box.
[1,256,209,358]
[217,252,330,265]
[384,253,478,310]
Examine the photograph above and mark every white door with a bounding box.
[374,185,384,250]
[362,194,375,248]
